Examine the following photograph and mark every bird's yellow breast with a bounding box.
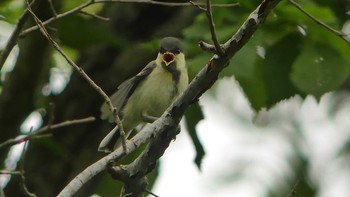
[122,60,188,131]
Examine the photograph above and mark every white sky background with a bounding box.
[153,77,350,197]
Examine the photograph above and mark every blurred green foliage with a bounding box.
[0,1,24,23]
[3,0,347,112]
[1,0,349,196]
[183,0,350,111]
[57,14,125,49]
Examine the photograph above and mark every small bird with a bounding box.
[99,37,188,152]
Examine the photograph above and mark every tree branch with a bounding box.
[288,0,350,44]
[0,171,22,175]
[108,165,148,197]
[78,10,110,21]
[25,0,129,153]
[20,0,238,38]
[18,135,37,197]
[108,125,180,196]
[205,0,225,56]
[287,178,300,197]
[198,40,216,52]
[0,117,95,149]
[1,0,238,83]
[58,0,282,196]
[47,0,58,17]
[190,0,225,55]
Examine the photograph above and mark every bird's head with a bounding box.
[157,37,184,69]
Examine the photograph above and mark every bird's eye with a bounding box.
[159,47,165,54]
[174,48,181,54]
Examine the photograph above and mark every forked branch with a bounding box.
[58,0,283,196]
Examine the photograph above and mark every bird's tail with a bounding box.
[98,127,121,153]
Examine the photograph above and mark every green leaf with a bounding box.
[225,33,267,111]
[223,35,258,78]
[235,74,266,111]
[57,15,125,50]
[277,1,338,25]
[291,42,349,99]
[186,53,212,80]
[259,33,304,108]
[184,102,205,170]
[0,1,24,23]
[62,0,94,12]
[228,32,303,111]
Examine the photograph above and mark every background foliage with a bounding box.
[0,0,350,196]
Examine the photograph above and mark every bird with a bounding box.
[99,37,188,152]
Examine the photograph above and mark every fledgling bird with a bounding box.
[99,37,188,152]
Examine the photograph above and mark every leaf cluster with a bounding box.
[184,0,350,110]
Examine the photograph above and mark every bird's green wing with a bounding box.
[100,61,157,122]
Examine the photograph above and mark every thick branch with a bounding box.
[58,0,282,196]
[108,165,148,197]
[108,125,180,196]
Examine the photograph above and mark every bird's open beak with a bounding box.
[162,52,175,66]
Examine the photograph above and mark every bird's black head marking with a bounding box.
[159,37,183,54]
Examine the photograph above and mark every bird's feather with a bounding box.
[100,61,157,122]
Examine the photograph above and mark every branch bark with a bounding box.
[0,0,54,169]
[1,1,196,196]
[58,0,282,196]
[25,0,129,153]
[0,117,95,150]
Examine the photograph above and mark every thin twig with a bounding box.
[19,128,37,197]
[192,0,225,55]
[48,103,55,129]
[0,171,22,175]
[28,133,53,140]
[122,0,239,7]
[79,10,110,21]
[198,40,216,52]
[189,1,207,11]
[0,0,238,75]
[0,0,37,70]
[58,0,281,195]
[287,178,300,197]
[25,0,128,153]
[205,0,225,56]
[20,0,239,37]
[47,0,58,17]
[145,189,159,197]
[0,117,95,149]
[288,0,350,44]
[20,0,94,38]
